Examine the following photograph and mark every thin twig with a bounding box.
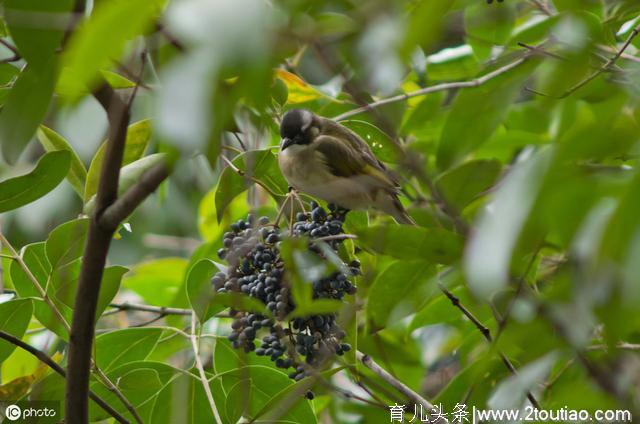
[92,367,144,424]
[539,304,627,404]
[130,313,167,327]
[126,50,147,109]
[438,285,541,409]
[107,302,189,316]
[156,22,186,52]
[529,23,640,99]
[333,57,528,121]
[517,42,566,61]
[190,312,223,424]
[588,342,640,351]
[0,39,21,63]
[105,302,232,318]
[220,155,280,199]
[326,383,388,409]
[232,132,247,151]
[356,351,449,424]
[529,0,553,16]
[313,234,357,243]
[597,45,640,63]
[0,330,129,424]
[0,39,19,56]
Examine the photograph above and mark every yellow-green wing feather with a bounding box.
[313,135,396,189]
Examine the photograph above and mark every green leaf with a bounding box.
[9,243,49,300]
[36,126,87,197]
[252,367,343,423]
[84,119,153,202]
[424,45,480,81]
[488,353,557,410]
[0,150,71,212]
[0,63,19,85]
[0,62,56,164]
[50,262,127,320]
[215,149,287,221]
[220,365,315,424]
[464,2,516,60]
[45,218,89,271]
[410,286,476,332]
[367,261,436,329]
[57,68,137,97]
[599,172,640,261]
[99,361,184,422]
[0,299,33,363]
[95,266,128,319]
[122,257,188,306]
[436,60,538,170]
[84,152,166,214]
[61,0,165,100]
[4,0,73,69]
[212,292,271,316]
[186,259,224,323]
[9,243,71,339]
[149,373,217,424]
[101,70,136,89]
[435,159,502,211]
[340,120,397,163]
[94,328,163,372]
[465,149,550,299]
[355,225,463,264]
[213,337,274,376]
[402,0,454,55]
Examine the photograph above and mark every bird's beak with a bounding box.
[281,137,294,151]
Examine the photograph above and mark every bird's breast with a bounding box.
[278,145,374,210]
[278,145,329,187]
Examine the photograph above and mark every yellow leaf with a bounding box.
[0,355,55,401]
[275,69,325,104]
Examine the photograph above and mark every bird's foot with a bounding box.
[328,203,350,221]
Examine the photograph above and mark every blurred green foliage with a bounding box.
[1,0,640,422]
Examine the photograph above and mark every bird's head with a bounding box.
[280,109,320,151]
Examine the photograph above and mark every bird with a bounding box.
[277,109,415,225]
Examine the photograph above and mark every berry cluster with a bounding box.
[214,202,358,390]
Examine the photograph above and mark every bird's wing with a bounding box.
[313,135,397,190]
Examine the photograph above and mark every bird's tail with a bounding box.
[392,207,417,225]
[389,196,416,226]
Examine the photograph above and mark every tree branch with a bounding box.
[564,23,640,96]
[0,330,129,424]
[1,231,142,423]
[103,302,231,320]
[527,23,640,99]
[107,302,192,316]
[66,83,138,424]
[190,312,223,424]
[0,39,21,63]
[333,57,528,121]
[356,351,449,424]
[99,163,170,230]
[439,286,541,409]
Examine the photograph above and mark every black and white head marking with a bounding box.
[280,109,318,150]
